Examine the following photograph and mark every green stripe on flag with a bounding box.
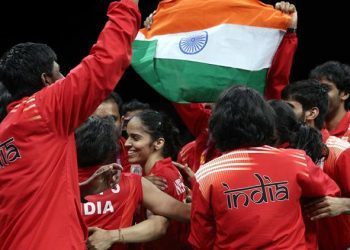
[132,40,268,103]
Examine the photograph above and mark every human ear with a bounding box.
[340,91,350,101]
[154,138,165,150]
[40,73,53,87]
[305,107,319,123]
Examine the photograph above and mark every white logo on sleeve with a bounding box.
[174,179,186,195]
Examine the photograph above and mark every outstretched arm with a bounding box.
[37,0,141,136]
[87,215,169,249]
[142,177,191,222]
[265,1,298,100]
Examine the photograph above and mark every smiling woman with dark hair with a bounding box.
[125,109,190,250]
[75,115,190,250]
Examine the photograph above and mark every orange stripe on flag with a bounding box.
[141,0,290,38]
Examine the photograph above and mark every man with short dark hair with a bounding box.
[310,61,350,142]
[0,0,141,248]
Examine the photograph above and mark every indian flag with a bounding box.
[131,0,291,102]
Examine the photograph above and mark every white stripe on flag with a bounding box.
[136,24,285,71]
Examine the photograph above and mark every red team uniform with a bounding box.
[189,146,340,249]
[174,103,221,173]
[143,157,190,250]
[80,169,143,250]
[328,111,350,142]
[177,140,196,170]
[0,1,140,249]
[264,32,298,99]
[316,130,350,249]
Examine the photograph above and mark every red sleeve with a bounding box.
[129,173,143,205]
[163,176,175,197]
[172,103,211,137]
[36,0,141,136]
[334,149,350,197]
[176,141,193,164]
[298,156,340,197]
[151,167,177,198]
[176,150,186,165]
[264,32,298,100]
[164,171,182,199]
[188,181,215,249]
[152,164,187,202]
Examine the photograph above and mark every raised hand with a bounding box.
[173,161,195,185]
[80,163,123,201]
[275,1,297,29]
[144,174,168,191]
[144,11,156,30]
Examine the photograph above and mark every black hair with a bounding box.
[0,42,57,101]
[75,116,118,168]
[310,61,350,110]
[282,79,329,130]
[269,100,328,164]
[209,85,275,151]
[134,109,180,160]
[0,81,13,121]
[104,92,123,115]
[122,99,150,115]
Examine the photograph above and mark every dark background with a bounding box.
[0,0,348,142]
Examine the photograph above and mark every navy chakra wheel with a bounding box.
[179,31,208,55]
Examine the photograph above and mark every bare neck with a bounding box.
[144,153,164,175]
[326,106,347,132]
[307,120,317,131]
